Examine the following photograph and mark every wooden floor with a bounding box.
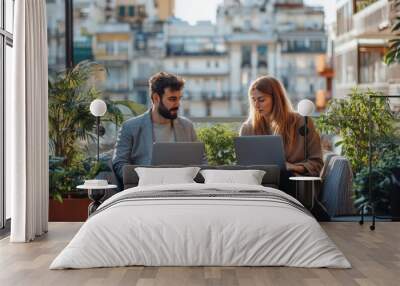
[0,222,399,286]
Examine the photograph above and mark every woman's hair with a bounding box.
[247,75,297,151]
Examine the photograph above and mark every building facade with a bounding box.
[334,0,400,98]
[275,2,327,105]
[46,0,327,116]
[164,19,230,116]
[216,0,277,115]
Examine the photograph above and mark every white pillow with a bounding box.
[200,169,266,185]
[135,167,200,186]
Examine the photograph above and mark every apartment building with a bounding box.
[335,0,400,98]
[46,0,327,116]
[164,20,230,116]
[216,0,327,114]
[93,23,133,100]
[275,1,327,104]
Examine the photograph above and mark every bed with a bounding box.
[50,165,350,269]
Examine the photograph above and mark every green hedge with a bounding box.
[197,124,238,166]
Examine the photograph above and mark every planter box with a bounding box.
[49,198,90,222]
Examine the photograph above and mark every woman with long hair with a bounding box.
[240,76,323,194]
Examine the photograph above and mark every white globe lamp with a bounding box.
[297,99,316,161]
[90,99,107,117]
[297,99,315,117]
[90,99,107,161]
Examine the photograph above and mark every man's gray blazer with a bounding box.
[112,110,198,180]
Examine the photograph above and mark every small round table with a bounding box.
[289,176,321,210]
[77,184,117,216]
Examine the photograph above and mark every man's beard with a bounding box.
[158,101,178,120]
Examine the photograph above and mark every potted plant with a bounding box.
[48,154,111,221]
[48,61,145,221]
[353,139,400,218]
[317,88,398,215]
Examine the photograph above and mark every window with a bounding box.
[138,90,148,105]
[1,0,14,230]
[335,54,344,84]
[257,45,268,68]
[47,1,66,72]
[336,49,358,84]
[241,45,251,68]
[244,19,251,31]
[358,46,386,84]
[295,40,306,50]
[119,6,126,17]
[128,6,135,17]
[337,2,353,36]
[105,42,114,54]
[282,76,289,89]
[310,40,322,52]
[136,35,147,50]
[116,41,128,54]
[138,5,146,17]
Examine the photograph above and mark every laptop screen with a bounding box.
[234,136,287,170]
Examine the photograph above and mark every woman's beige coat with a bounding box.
[239,113,323,176]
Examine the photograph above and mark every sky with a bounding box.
[175,0,336,25]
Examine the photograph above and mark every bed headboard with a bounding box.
[122,165,280,190]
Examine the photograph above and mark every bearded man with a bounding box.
[112,72,197,182]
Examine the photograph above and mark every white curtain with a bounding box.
[8,0,49,242]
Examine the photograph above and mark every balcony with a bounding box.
[225,32,276,43]
[353,0,391,37]
[316,55,334,78]
[93,50,130,63]
[166,50,227,57]
[133,78,149,87]
[281,46,327,54]
[104,85,131,94]
[354,0,379,13]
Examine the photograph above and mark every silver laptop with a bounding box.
[234,136,287,170]
[151,142,206,166]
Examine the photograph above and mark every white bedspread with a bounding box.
[50,183,351,269]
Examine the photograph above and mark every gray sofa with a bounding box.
[97,155,355,218]
[319,153,355,217]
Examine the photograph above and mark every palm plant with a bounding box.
[49,61,146,164]
[384,0,400,65]
[48,61,146,201]
[49,61,106,163]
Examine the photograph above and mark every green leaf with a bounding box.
[392,21,400,32]
[54,193,63,203]
[334,140,344,147]
[386,11,400,65]
[197,124,238,165]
